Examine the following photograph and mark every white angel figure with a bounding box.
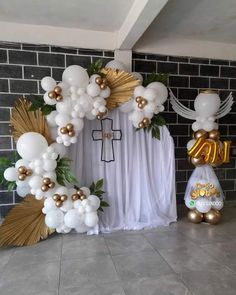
[170,90,233,132]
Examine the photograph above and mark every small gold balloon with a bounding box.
[143,118,150,125]
[18,166,27,174]
[187,209,204,223]
[41,185,48,192]
[66,123,74,131]
[138,103,143,109]
[100,83,107,90]
[60,127,68,134]
[48,91,57,99]
[77,189,84,196]
[141,99,147,106]
[60,194,68,202]
[54,86,62,94]
[208,129,220,141]
[72,194,79,201]
[68,130,75,137]
[96,114,102,120]
[136,96,142,103]
[138,122,145,128]
[56,95,63,102]
[48,182,55,189]
[18,174,26,181]
[194,129,208,140]
[56,200,62,208]
[80,195,86,200]
[43,177,51,185]
[191,157,205,167]
[204,209,221,225]
[102,78,107,85]
[53,194,60,201]
[26,169,32,176]
[95,77,102,85]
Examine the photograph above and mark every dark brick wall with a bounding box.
[133,52,236,203]
[0,41,235,217]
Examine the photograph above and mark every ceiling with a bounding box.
[0,0,236,60]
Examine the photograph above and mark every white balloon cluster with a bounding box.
[43,186,101,233]
[41,66,112,146]
[126,82,168,128]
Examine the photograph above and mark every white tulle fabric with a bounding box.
[70,109,177,233]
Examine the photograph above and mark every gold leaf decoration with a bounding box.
[100,68,140,110]
[10,98,53,144]
[0,195,55,247]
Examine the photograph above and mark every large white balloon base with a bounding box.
[184,165,224,224]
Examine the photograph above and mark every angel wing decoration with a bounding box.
[169,89,233,131]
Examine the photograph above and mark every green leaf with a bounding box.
[87,59,104,76]
[0,157,11,167]
[143,73,168,87]
[151,127,160,140]
[55,157,78,185]
[41,104,56,116]
[98,207,104,212]
[28,95,44,111]
[100,200,109,207]
[89,182,96,194]
[7,181,16,191]
[95,179,104,190]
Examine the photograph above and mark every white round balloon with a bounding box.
[4,167,17,182]
[195,197,212,213]
[41,77,56,92]
[45,210,64,228]
[62,65,89,88]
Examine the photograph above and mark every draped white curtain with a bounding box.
[70,109,177,232]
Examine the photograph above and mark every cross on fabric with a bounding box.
[92,118,122,162]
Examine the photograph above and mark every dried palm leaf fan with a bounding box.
[0,195,55,247]
[100,68,140,110]
[10,98,53,144]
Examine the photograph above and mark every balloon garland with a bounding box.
[0,61,168,246]
[170,90,233,224]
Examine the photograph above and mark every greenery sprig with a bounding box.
[87,59,104,76]
[0,152,19,191]
[89,179,109,212]
[28,95,56,116]
[55,157,78,186]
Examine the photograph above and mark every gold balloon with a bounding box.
[26,169,32,176]
[54,86,62,95]
[100,83,107,90]
[194,129,208,140]
[66,123,74,132]
[48,91,57,99]
[95,77,102,85]
[43,177,51,185]
[56,200,62,208]
[68,130,75,137]
[204,209,221,225]
[80,195,86,200]
[18,166,27,174]
[53,194,60,201]
[141,99,147,106]
[138,122,144,128]
[187,209,204,223]
[60,127,67,134]
[138,103,143,109]
[41,185,48,192]
[18,174,26,181]
[77,189,84,196]
[56,95,63,102]
[208,129,220,140]
[48,182,55,189]
[136,96,142,103]
[72,194,79,201]
[60,194,67,202]
[191,157,205,167]
[102,78,108,85]
[143,117,150,125]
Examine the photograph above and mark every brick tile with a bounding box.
[9,50,37,65]
[66,55,91,68]
[0,49,7,63]
[10,79,38,93]
[200,65,219,77]
[0,79,9,92]
[134,60,156,73]
[24,66,51,80]
[0,65,22,78]
[39,52,65,67]
[179,64,199,76]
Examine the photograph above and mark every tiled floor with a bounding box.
[1,205,236,295]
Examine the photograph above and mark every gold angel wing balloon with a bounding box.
[0,195,54,247]
[11,98,53,144]
[100,68,140,110]
[169,89,197,120]
[215,92,234,119]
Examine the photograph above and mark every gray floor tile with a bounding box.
[144,231,196,250]
[181,268,236,295]
[105,234,154,255]
[0,248,14,272]
[159,245,223,274]
[122,274,192,295]
[60,255,119,289]
[62,235,109,260]
[112,251,174,281]
[59,282,125,295]
[7,235,62,266]
[0,261,60,295]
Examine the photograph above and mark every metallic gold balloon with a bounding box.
[191,157,205,166]
[222,141,231,163]
[18,174,26,181]
[138,103,143,109]
[136,96,142,103]
[68,131,75,137]
[60,194,67,202]
[48,91,57,99]
[56,200,62,208]
[100,83,107,90]
[77,189,84,196]
[72,194,79,201]
[56,95,63,102]
[41,185,48,192]
[66,123,74,132]
[18,166,27,174]
[60,127,67,134]
[138,122,144,128]
[208,129,220,141]
[95,77,102,85]
[54,86,62,95]
[80,195,86,200]
[26,169,32,176]
[143,117,150,125]
[43,177,51,185]
[53,194,60,201]
[187,209,204,223]
[194,129,208,140]
[204,209,221,225]
[48,182,55,189]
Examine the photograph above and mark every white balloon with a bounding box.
[62,65,89,87]
[119,99,134,113]
[74,199,82,209]
[17,132,48,161]
[87,83,101,97]
[88,195,100,210]
[4,167,17,181]
[56,186,68,195]
[44,198,57,211]
[15,159,29,169]
[45,210,64,228]
[147,82,168,104]
[43,171,57,182]
[100,87,111,98]
[64,209,83,228]
[144,88,157,101]
[46,111,58,127]
[131,72,143,83]
[43,159,57,172]
[105,60,127,71]
[89,74,100,84]
[50,143,67,157]
[29,175,43,189]
[134,85,145,98]
[41,77,56,92]
[71,118,84,131]
[61,200,73,212]
[195,197,211,213]
[84,212,99,227]
[202,121,215,132]
[55,114,70,127]
[194,93,221,117]
[43,92,57,105]
[80,187,91,197]
[75,223,90,233]
[192,122,200,132]
[86,112,96,120]
[16,185,30,197]
[56,100,72,115]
